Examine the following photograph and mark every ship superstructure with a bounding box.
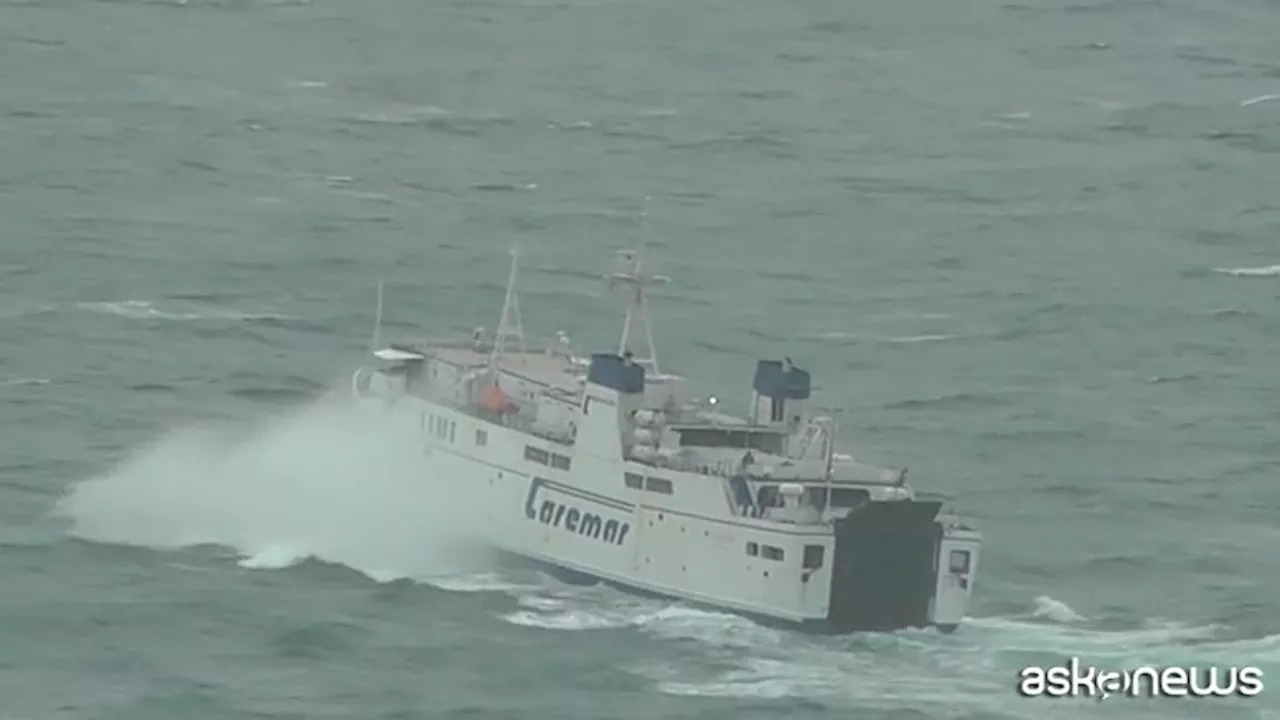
[352,248,981,632]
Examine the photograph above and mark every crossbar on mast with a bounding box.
[609,246,668,376]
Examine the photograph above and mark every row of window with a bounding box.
[424,413,491,450]
[426,414,457,443]
[744,541,826,570]
[525,445,572,471]
[624,472,673,495]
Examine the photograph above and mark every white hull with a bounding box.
[359,388,980,632]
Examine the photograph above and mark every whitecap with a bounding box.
[1212,265,1280,277]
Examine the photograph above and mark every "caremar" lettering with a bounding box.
[524,478,631,546]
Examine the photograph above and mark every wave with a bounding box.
[1212,265,1280,278]
[74,299,294,322]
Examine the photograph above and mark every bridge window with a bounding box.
[551,453,571,471]
[761,545,785,562]
[524,446,549,465]
[676,428,784,455]
[745,541,759,557]
[802,545,824,570]
[645,476,673,494]
[476,429,488,447]
[807,487,870,510]
[624,472,643,489]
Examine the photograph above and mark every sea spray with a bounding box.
[54,392,489,582]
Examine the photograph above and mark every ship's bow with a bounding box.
[826,500,980,633]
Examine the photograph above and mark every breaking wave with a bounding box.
[55,393,488,583]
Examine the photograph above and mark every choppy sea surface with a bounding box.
[3,0,1280,718]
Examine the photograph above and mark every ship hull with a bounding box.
[503,551,960,634]
[356,391,978,634]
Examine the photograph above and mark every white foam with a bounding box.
[74,299,293,322]
[76,300,203,321]
[618,594,1263,716]
[55,393,488,585]
[1240,94,1280,107]
[1212,265,1280,277]
[0,377,50,387]
[502,608,640,631]
[238,543,308,570]
[426,572,537,595]
[1030,594,1087,623]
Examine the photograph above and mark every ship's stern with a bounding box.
[824,500,980,633]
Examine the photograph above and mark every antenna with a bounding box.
[609,196,669,375]
[370,279,385,353]
[490,244,526,368]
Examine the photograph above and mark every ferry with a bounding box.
[351,247,982,633]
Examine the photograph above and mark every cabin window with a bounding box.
[802,544,824,570]
[745,541,759,557]
[624,472,643,489]
[645,476,673,494]
[475,429,488,447]
[770,397,784,423]
[807,487,871,510]
[551,454,571,471]
[949,549,971,574]
[524,446,549,465]
[449,421,456,443]
[675,428,784,455]
[583,397,590,415]
[761,545,785,562]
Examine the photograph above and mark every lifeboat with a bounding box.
[480,383,513,414]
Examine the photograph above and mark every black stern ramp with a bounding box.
[827,500,943,632]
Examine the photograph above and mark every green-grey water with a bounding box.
[3,0,1280,718]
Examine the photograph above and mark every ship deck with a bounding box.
[427,344,589,399]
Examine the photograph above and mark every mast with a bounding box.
[489,245,526,368]
[370,279,384,353]
[824,414,836,512]
[608,198,669,375]
[608,247,668,375]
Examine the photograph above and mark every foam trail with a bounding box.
[55,392,488,582]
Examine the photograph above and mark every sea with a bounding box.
[2,0,1279,717]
